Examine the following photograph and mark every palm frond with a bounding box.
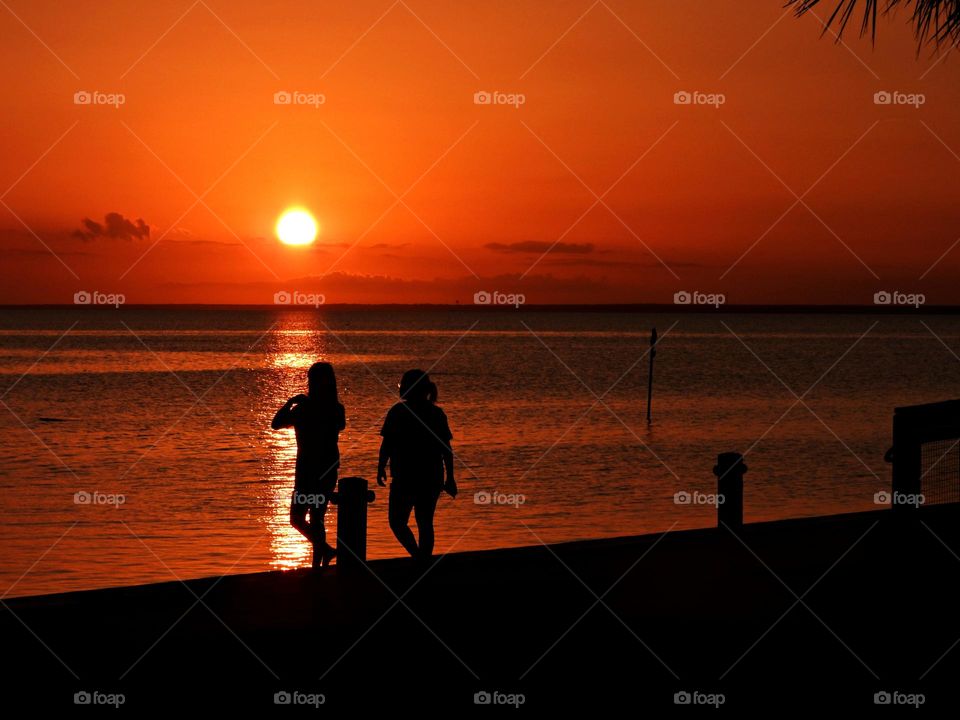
[787,0,960,47]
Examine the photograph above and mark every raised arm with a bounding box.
[271,394,306,430]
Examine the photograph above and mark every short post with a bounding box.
[330,477,375,572]
[713,452,746,528]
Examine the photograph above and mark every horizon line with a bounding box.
[2,302,959,314]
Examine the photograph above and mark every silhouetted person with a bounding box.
[272,362,345,568]
[378,370,456,560]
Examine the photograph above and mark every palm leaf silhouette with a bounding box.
[788,0,960,47]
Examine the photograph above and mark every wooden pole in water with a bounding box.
[646,327,657,424]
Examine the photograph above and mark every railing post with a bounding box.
[713,452,746,528]
[890,409,922,513]
[331,477,375,572]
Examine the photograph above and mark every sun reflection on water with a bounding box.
[269,352,318,371]
[267,432,313,571]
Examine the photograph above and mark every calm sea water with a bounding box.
[1,307,958,597]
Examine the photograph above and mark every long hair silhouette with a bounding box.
[308,362,339,406]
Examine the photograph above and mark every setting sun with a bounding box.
[275,209,318,246]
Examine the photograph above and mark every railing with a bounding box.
[889,399,960,510]
[711,399,960,526]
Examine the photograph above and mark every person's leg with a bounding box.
[315,470,337,553]
[307,496,331,569]
[388,484,419,557]
[309,497,328,547]
[290,490,312,541]
[413,488,441,558]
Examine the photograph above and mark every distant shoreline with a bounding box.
[2,303,960,314]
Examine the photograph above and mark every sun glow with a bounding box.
[276,208,318,246]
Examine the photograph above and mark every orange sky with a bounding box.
[1,0,959,305]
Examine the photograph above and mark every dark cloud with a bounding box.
[73,213,150,241]
[484,241,594,255]
[543,257,712,269]
[173,239,242,247]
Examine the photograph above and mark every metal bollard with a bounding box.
[330,476,375,572]
[713,452,746,528]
